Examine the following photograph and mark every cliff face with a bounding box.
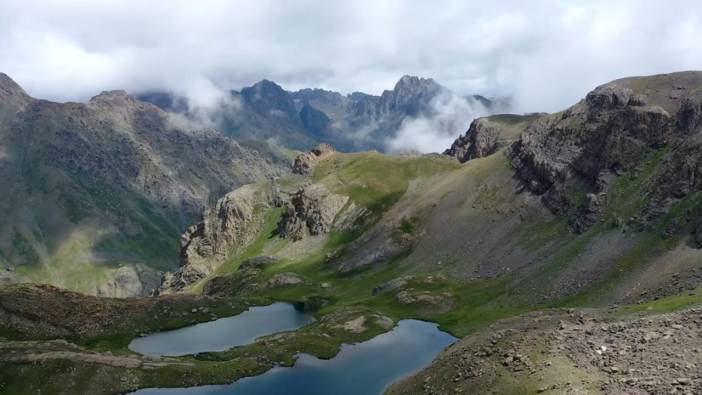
[160,184,275,292]
[508,72,702,233]
[0,73,286,296]
[276,184,350,241]
[444,114,544,163]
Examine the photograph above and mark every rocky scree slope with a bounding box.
[0,73,286,296]
[389,303,702,394]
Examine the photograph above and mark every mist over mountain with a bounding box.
[3,2,702,395]
[137,75,503,153]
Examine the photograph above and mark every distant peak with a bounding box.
[397,74,435,85]
[251,79,284,90]
[0,72,31,100]
[88,90,135,105]
[393,75,441,94]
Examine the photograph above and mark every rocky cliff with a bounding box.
[508,72,702,233]
[292,143,335,174]
[444,113,543,163]
[159,183,275,292]
[276,184,350,241]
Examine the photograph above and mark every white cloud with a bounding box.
[385,92,490,154]
[0,0,700,113]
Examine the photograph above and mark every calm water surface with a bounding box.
[128,302,314,357]
[130,319,456,395]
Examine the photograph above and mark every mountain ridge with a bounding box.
[0,73,287,296]
[136,75,500,153]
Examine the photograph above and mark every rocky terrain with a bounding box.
[138,75,499,152]
[0,73,286,296]
[2,71,702,395]
[509,72,702,233]
[444,113,544,163]
[389,303,702,394]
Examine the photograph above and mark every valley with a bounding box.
[1,70,702,394]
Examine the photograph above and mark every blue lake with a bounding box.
[128,302,314,357]
[130,319,456,395]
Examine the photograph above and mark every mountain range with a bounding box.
[137,75,504,153]
[2,71,702,394]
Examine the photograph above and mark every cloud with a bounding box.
[0,0,701,114]
[385,92,490,154]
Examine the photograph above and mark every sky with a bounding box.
[2,0,702,113]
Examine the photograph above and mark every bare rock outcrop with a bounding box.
[277,184,349,241]
[508,83,675,232]
[292,143,335,174]
[160,184,273,292]
[445,114,543,163]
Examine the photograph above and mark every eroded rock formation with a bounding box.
[292,143,335,174]
[276,184,349,241]
[508,73,701,232]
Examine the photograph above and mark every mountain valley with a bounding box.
[2,71,702,394]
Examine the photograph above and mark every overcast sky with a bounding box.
[2,0,701,112]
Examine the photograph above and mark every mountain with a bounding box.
[3,71,702,394]
[152,71,702,386]
[0,73,286,297]
[137,75,498,152]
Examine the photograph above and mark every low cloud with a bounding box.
[385,93,491,154]
[1,1,701,114]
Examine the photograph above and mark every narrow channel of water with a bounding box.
[128,302,314,357]
[131,319,456,395]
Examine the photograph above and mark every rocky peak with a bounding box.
[507,72,702,233]
[585,85,638,110]
[445,114,544,164]
[444,118,502,163]
[238,79,300,124]
[0,72,31,105]
[88,90,137,108]
[293,143,336,174]
[378,75,444,117]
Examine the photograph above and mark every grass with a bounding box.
[313,152,459,215]
[216,207,284,275]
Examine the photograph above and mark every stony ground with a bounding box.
[388,305,702,395]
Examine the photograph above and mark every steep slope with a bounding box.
[0,73,286,296]
[138,76,496,152]
[177,71,702,325]
[444,113,545,163]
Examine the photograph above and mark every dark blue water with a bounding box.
[130,319,456,395]
[128,302,314,357]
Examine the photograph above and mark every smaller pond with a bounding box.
[131,319,456,395]
[128,302,314,357]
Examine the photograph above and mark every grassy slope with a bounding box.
[3,145,702,394]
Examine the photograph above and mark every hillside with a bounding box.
[156,71,702,387]
[1,71,702,394]
[163,72,702,312]
[0,74,286,297]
